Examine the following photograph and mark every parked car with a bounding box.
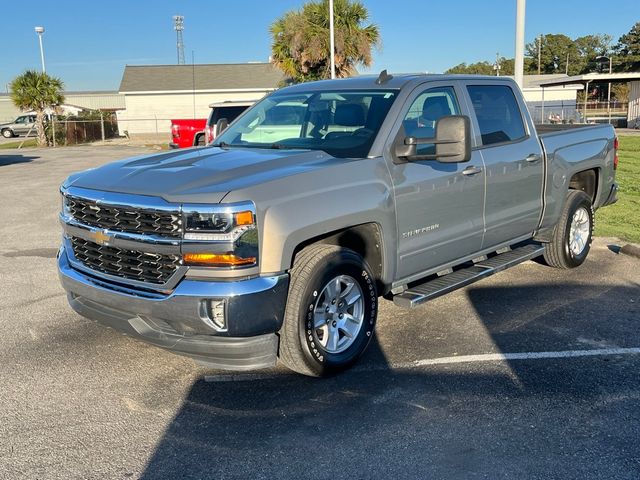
[58,73,618,377]
[202,100,256,145]
[169,119,206,149]
[1,114,37,138]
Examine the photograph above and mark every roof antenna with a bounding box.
[375,69,393,85]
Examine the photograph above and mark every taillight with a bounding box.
[171,124,179,139]
[205,125,214,144]
[614,136,619,170]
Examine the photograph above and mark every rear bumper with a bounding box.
[57,247,289,370]
[601,182,619,207]
[169,142,180,149]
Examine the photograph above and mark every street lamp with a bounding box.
[329,0,335,79]
[34,26,46,73]
[596,55,613,125]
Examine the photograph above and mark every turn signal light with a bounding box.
[183,252,256,267]
[235,210,254,226]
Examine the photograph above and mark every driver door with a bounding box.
[386,82,485,281]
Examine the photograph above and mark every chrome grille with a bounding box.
[71,237,182,284]
[65,196,181,238]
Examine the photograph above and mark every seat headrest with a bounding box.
[334,104,365,126]
[422,96,451,122]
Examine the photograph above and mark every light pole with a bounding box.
[514,0,525,88]
[329,0,336,79]
[34,26,46,73]
[596,55,613,125]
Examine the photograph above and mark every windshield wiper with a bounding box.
[243,143,288,150]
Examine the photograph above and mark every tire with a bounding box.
[194,134,205,146]
[543,190,594,269]
[279,244,378,377]
[2,129,13,138]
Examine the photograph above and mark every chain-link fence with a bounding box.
[528,101,630,127]
[48,117,119,146]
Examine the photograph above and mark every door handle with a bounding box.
[462,166,483,176]
[525,153,542,163]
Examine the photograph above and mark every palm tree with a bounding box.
[10,70,64,147]
[271,0,380,83]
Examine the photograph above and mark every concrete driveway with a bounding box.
[1,146,639,479]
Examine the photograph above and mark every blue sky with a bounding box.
[1,0,637,92]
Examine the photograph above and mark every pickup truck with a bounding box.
[57,73,618,377]
[169,119,206,149]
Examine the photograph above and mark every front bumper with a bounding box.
[58,247,289,370]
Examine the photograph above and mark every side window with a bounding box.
[15,116,26,124]
[466,85,526,146]
[402,87,459,155]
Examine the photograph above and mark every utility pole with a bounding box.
[565,52,570,75]
[494,52,501,76]
[537,34,543,75]
[514,0,525,88]
[173,15,185,65]
[329,0,336,79]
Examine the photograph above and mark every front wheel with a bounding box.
[279,244,378,377]
[1,129,13,138]
[543,190,594,269]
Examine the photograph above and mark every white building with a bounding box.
[116,63,284,139]
[519,74,583,123]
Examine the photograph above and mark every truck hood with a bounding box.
[67,146,339,203]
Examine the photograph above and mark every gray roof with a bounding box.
[538,72,640,87]
[119,63,284,93]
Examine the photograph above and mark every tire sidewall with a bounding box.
[297,251,377,375]
[2,129,13,138]
[561,193,593,268]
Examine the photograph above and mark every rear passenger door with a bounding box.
[463,82,544,249]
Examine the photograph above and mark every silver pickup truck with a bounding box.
[58,73,618,377]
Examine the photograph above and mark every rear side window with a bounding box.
[467,85,526,146]
[208,106,249,127]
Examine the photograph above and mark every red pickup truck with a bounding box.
[169,119,206,149]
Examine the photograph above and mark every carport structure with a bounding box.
[538,72,640,126]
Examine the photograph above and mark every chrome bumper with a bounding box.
[58,247,289,370]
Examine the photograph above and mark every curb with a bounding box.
[620,244,640,259]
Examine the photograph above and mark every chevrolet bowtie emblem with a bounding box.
[91,229,111,246]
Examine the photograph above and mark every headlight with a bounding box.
[61,192,72,218]
[182,202,258,268]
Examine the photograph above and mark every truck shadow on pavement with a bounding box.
[139,279,640,479]
[0,154,39,167]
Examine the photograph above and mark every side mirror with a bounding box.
[395,115,471,163]
[215,118,229,137]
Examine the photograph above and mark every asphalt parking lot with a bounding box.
[1,145,639,479]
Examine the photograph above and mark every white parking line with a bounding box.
[204,347,640,382]
[393,347,640,369]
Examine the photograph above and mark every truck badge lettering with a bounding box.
[402,224,440,239]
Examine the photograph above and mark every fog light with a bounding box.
[209,299,226,331]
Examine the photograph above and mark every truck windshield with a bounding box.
[213,89,398,158]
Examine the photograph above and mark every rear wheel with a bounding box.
[543,190,594,269]
[194,134,205,146]
[279,244,377,377]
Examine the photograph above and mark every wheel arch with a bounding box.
[568,168,599,204]
[291,223,387,295]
